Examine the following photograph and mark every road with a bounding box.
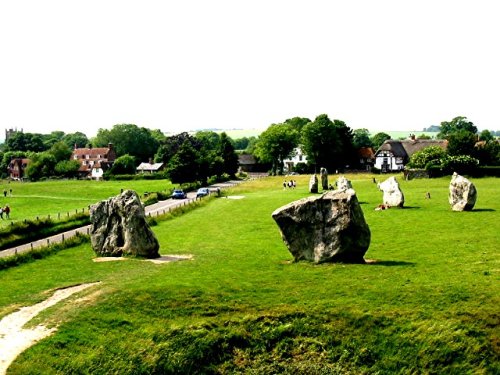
[0,181,241,258]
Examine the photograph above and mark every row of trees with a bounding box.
[252,114,393,175]
[0,125,239,183]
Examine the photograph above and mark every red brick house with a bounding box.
[71,144,116,180]
[8,158,30,180]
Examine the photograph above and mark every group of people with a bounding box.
[283,180,297,189]
[0,204,11,219]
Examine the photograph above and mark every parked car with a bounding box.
[171,189,187,199]
[196,188,210,198]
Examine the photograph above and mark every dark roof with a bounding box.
[238,154,256,165]
[376,139,448,159]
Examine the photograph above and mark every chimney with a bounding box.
[108,143,113,150]
[149,157,153,164]
[410,134,416,140]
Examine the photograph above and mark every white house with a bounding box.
[374,137,448,172]
[283,148,308,172]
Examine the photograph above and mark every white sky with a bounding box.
[1,0,498,140]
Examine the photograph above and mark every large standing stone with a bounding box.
[449,172,477,211]
[336,176,352,191]
[378,176,404,207]
[90,190,160,258]
[309,174,319,193]
[272,189,371,263]
[320,167,329,190]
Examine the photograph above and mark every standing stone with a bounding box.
[90,190,160,258]
[449,172,477,211]
[309,174,319,193]
[336,176,352,191]
[272,189,370,263]
[378,176,404,207]
[320,167,329,190]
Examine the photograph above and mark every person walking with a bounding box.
[4,205,10,219]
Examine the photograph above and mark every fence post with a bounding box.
[48,215,50,220]
[62,234,65,241]
[31,243,33,250]
[58,213,60,219]
[47,239,49,245]
[87,227,90,235]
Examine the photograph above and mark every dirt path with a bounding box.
[0,283,99,374]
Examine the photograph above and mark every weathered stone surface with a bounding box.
[336,176,352,191]
[309,174,318,193]
[90,190,160,258]
[378,176,404,207]
[320,167,328,190]
[449,172,477,211]
[272,189,370,263]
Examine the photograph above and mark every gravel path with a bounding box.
[0,283,99,374]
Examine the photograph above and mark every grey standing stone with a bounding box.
[449,172,477,211]
[272,189,371,263]
[378,176,404,207]
[336,176,352,191]
[309,174,319,193]
[90,190,160,258]
[320,167,329,190]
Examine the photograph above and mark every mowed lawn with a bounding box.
[1,175,498,374]
[0,179,175,226]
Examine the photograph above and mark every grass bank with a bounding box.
[1,174,498,373]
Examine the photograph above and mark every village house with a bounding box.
[374,135,448,172]
[136,159,164,174]
[71,143,116,180]
[283,148,308,172]
[8,158,30,180]
[357,147,375,171]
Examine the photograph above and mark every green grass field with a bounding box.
[1,175,498,373]
[0,179,175,226]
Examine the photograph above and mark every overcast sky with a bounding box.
[1,0,498,140]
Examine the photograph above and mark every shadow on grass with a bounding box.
[402,206,420,209]
[366,260,415,267]
[471,208,495,212]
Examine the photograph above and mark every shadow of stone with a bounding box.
[366,259,415,267]
[402,206,420,209]
[471,208,496,212]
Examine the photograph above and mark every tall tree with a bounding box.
[62,132,89,149]
[254,123,299,175]
[284,117,311,133]
[155,132,201,164]
[93,124,159,162]
[438,116,477,139]
[446,130,477,156]
[166,140,201,183]
[301,114,355,172]
[371,132,391,150]
[218,132,239,177]
[352,128,373,148]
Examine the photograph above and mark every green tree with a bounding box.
[438,116,477,139]
[1,151,27,176]
[54,160,80,178]
[42,131,65,149]
[93,124,159,162]
[301,114,355,172]
[166,140,201,183]
[479,130,494,142]
[371,132,391,150]
[25,152,57,181]
[109,154,137,175]
[352,128,373,148]
[284,117,311,133]
[254,123,299,175]
[48,141,72,163]
[155,132,201,164]
[5,132,46,152]
[446,130,477,156]
[407,146,446,169]
[62,132,89,149]
[218,132,239,177]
